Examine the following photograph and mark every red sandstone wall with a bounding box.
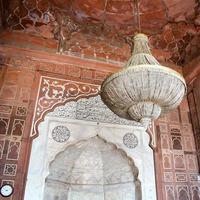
[0,58,35,200]
[188,75,200,171]
[0,52,199,200]
[155,98,200,200]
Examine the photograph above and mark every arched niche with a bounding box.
[25,95,157,200]
[44,136,141,200]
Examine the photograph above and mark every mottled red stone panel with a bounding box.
[155,97,200,200]
[0,63,35,200]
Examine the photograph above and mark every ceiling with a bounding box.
[49,0,199,33]
[1,0,200,65]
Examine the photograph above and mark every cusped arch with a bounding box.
[44,136,142,200]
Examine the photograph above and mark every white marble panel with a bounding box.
[25,113,157,200]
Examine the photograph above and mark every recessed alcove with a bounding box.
[44,136,141,200]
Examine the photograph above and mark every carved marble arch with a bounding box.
[43,136,142,200]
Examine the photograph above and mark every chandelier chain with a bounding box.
[134,0,141,33]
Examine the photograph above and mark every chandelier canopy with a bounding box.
[100,33,186,129]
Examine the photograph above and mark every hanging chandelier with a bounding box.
[100,1,186,129]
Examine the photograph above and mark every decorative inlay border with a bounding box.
[31,75,99,137]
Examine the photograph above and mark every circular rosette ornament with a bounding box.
[52,126,70,143]
[100,34,186,129]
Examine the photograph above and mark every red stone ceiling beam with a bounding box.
[0,30,183,74]
[2,0,199,66]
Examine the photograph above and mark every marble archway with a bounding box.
[24,95,157,200]
[43,136,141,200]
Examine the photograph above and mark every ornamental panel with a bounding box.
[3,164,17,176]
[31,76,99,137]
[123,133,138,149]
[52,126,70,143]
